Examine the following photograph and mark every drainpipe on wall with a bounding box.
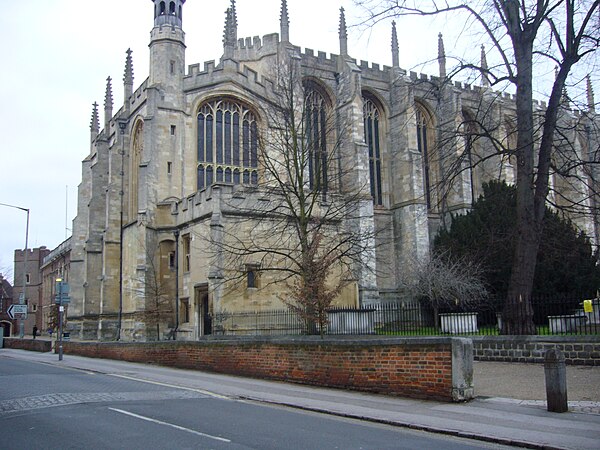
[174,229,179,340]
[117,119,127,340]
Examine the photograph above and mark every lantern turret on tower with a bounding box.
[149,0,186,90]
[153,0,185,28]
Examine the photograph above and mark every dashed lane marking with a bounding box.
[108,407,231,443]
[106,373,231,400]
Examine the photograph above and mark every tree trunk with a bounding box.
[502,22,538,335]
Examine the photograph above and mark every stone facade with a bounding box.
[40,237,71,335]
[13,247,50,336]
[68,1,600,341]
[472,336,600,366]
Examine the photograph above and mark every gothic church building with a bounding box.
[69,0,599,340]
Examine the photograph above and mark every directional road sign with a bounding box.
[7,304,28,320]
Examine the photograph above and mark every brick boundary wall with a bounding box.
[2,338,51,353]
[58,336,474,402]
[472,336,600,366]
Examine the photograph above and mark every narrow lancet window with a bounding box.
[304,85,330,194]
[363,97,383,206]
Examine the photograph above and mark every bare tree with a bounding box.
[209,60,378,336]
[46,303,62,334]
[400,252,488,331]
[356,0,600,334]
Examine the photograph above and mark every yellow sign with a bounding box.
[583,299,593,313]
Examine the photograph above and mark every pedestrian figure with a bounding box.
[32,325,38,339]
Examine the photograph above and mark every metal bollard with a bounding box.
[544,348,568,413]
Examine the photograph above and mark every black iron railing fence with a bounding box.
[208,295,600,336]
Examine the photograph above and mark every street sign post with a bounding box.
[7,304,28,320]
[55,279,70,361]
[55,281,71,304]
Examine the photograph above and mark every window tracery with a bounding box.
[416,103,436,210]
[197,99,258,190]
[304,84,329,194]
[129,121,143,220]
[363,97,383,206]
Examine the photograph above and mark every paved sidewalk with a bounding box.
[474,361,600,415]
[1,348,599,449]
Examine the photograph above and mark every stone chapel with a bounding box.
[68,0,600,340]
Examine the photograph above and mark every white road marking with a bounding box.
[107,373,230,400]
[108,407,231,443]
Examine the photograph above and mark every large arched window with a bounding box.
[304,83,330,194]
[129,120,143,220]
[363,96,383,206]
[416,103,436,210]
[197,99,258,190]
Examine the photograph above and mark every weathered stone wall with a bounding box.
[472,336,600,366]
[60,336,474,402]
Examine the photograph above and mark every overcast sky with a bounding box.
[1,0,592,283]
[0,0,444,281]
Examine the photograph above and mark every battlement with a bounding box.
[358,59,392,77]
[297,47,338,70]
[184,59,274,99]
[176,183,287,227]
[128,78,149,111]
[234,33,279,61]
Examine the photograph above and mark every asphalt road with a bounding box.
[0,358,515,450]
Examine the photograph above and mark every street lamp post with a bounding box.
[0,202,29,338]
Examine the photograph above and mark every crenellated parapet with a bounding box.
[184,59,275,98]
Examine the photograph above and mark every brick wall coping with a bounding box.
[2,338,52,352]
[66,335,464,347]
[59,335,474,402]
[471,335,600,344]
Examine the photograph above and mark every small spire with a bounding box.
[339,7,348,56]
[587,75,595,113]
[438,33,446,79]
[90,102,100,141]
[223,7,235,59]
[104,77,113,132]
[123,48,134,102]
[391,21,399,68]
[230,0,238,42]
[280,0,290,42]
[480,45,489,87]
